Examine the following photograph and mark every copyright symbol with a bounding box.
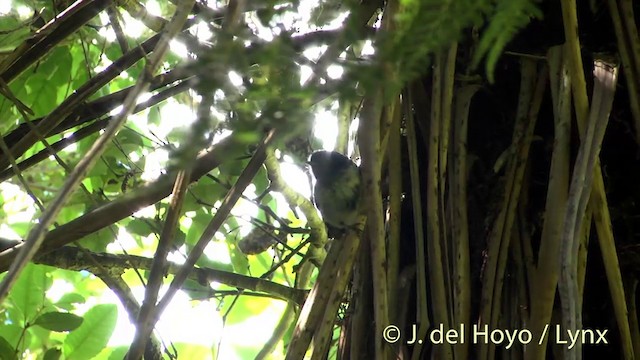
[383,325,400,343]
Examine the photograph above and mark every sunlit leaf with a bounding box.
[106,346,129,360]
[0,336,17,360]
[34,312,83,332]
[0,324,26,349]
[55,293,86,311]
[64,304,117,360]
[9,264,51,321]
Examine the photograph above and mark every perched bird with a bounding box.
[308,150,361,232]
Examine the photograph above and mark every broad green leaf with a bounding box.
[106,346,129,360]
[0,15,31,53]
[43,347,62,360]
[249,251,274,276]
[126,218,156,237]
[189,181,225,210]
[104,42,125,62]
[222,296,272,326]
[64,304,117,360]
[34,312,83,332]
[9,264,51,321]
[55,293,86,311]
[56,204,85,224]
[78,228,116,252]
[8,222,31,238]
[219,158,249,178]
[252,167,270,196]
[228,239,250,275]
[25,73,58,116]
[0,336,17,360]
[39,46,73,86]
[0,324,26,349]
[29,319,54,348]
[195,255,235,274]
[147,106,161,126]
[174,228,186,248]
[185,210,210,246]
[117,128,144,146]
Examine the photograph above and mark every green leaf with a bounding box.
[117,128,144,147]
[228,239,250,275]
[78,228,115,252]
[9,264,51,321]
[222,296,272,326]
[219,158,249,178]
[107,346,129,360]
[56,293,86,311]
[56,204,85,224]
[39,46,73,86]
[7,222,31,238]
[147,106,161,126]
[252,167,270,194]
[0,324,26,349]
[174,228,186,248]
[189,181,225,208]
[43,347,62,360]
[472,0,542,82]
[195,256,235,274]
[34,312,84,332]
[185,210,210,246]
[29,320,53,348]
[0,16,30,50]
[126,218,156,237]
[0,336,17,360]
[63,304,118,360]
[25,73,58,116]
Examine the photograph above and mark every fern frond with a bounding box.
[384,0,492,85]
[472,0,543,82]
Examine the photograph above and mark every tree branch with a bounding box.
[34,246,306,305]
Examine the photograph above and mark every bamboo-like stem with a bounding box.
[286,224,364,359]
[492,63,546,360]
[438,45,458,334]
[625,278,640,357]
[607,0,640,143]
[558,61,619,360]
[478,59,541,360]
[450,84,479,360]
[576,211,592,299]
[359,87,390,360]
[526,45,571,360]
[349,239,373,358]
[559,2,634,358]
[405,88,431,359]
[387,97,403,323]
[311,231,363,359]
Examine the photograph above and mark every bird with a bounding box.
[308,150,361,233]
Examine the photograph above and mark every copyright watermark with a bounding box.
[382,324,608,349]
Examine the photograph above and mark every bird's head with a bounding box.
[308,150,355,184]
